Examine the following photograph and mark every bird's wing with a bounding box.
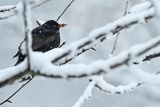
[31,26,57,51]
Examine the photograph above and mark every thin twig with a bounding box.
[59,42,66,48]
[111,32,119,54]
[56,0,76,21]
[111,0,129,55]
[31,0,51,9]
[0,79,32,105]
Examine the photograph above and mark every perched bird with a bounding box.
[13,20,67,66]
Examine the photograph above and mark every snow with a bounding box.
[36,20,45,25]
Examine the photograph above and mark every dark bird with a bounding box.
[13,20,67,66]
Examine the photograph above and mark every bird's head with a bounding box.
[44,20,67,30]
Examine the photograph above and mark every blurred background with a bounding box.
[0,0,160,107]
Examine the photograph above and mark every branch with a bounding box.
[0,60,27,88]
[143,52,160,61]
[0,5,16,12]
[0,79,32,105]
[22,0,32,70]
[111,0,128,55]
[31,35,160,79]
[0,0,51,20]
[92,76,143,95]
[72,81,95,107]
[56,0,76,21]
[31,0,51,9]
[51,3,155,64]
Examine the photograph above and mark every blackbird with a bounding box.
[13,20,67,66]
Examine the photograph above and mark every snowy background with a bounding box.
[0,0,160,107]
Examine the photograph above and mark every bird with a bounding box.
[13,20,67,66]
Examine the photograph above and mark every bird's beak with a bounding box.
[58,24,67,28]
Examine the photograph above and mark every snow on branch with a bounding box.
[0,5,16,12]
[92,76,143,95]
[0,0,50,20]
[32,35,160,79]
[72,76,143,107]
[51,3,155,65]
[0,1,159,89]
[22,0,32,70]
[72,81,95,107]
[0,60,27,88]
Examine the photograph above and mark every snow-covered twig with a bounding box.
[22,0,32,70]
[0,60,27,88]
[72,81,95,107]
[0,0,51,20]
[0,5,16,12]
[93,76,143,95]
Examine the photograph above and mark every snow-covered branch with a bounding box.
[0,5,16,12]
[0,60,27,88]
[0,0,50,20]
[93,76,143,95]
[51,2,155,65]
[32,35,160,79]
[22,0,32,70]
[72,81,95,107]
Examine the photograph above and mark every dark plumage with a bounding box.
[14,20,66,66]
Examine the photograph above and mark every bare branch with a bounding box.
[0,79,32,105]
[56,0,76,21]
[111,32,119,54]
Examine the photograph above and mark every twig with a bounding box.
[111,32,119,54]
[23,0,31,70]
[31,0,51,9]
[110,0,129,55]
[59,42,66,48]
[56,0,76,21]
[0,79,32,105]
